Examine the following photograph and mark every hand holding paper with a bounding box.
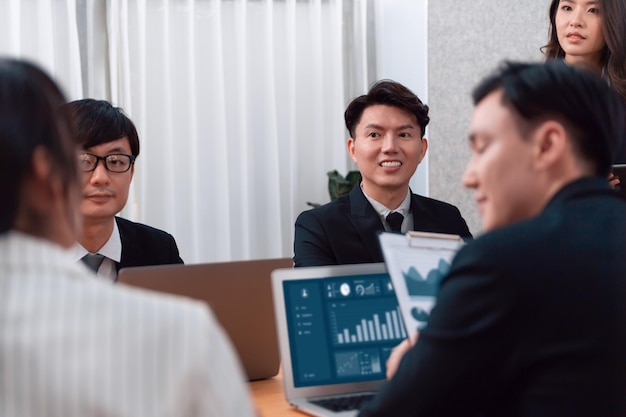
[385,331,419,380]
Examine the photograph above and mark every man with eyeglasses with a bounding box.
[66,99,183,280]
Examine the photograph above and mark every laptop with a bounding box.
[118,257,293,381]
[272,263,404,416]
[613,164,626,200]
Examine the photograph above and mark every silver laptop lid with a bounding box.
[118,257,293,381]
[272,263,402,403]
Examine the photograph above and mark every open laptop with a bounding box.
[272,263,404,416]
[118,257,293,381]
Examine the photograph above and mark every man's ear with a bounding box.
[417,137,428,163]
[347,138,357,163]
[532,121,567,170]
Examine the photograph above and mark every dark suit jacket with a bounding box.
[294,184,472,267]
[115,216,184,275]
[359,177,626,417]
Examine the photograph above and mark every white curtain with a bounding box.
[106,0,376,263]
[0,0,83,99]
[0,0,376,263]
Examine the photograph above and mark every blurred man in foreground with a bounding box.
[359,61,626,417]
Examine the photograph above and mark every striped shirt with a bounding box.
[0,231,256,417]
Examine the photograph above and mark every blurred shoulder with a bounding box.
[115,216,176,240]
[412,193,463,213]
[296,192,352,222]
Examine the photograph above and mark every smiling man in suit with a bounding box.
[294,80,472,267]
[67,99,183,280]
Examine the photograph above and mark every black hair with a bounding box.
[65,98,140,157]
[473,60,625,176]
[542,0,626,103]
[344,80,430,138]
[0,58,77,233]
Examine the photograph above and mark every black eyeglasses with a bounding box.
[78,152,136,173]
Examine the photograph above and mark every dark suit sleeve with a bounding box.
[116,217,184,270]
[411,195,473,240]
[447,206,472,239]
[165,232,184,264]
[358,244,516,417]
[293,209,337,267]
[433,204,472,239]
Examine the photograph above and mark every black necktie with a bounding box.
[81,253,105,273]
[386,212,404,232]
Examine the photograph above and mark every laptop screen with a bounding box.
[282,271,405,388]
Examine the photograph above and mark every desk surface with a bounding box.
[250,371,303,417]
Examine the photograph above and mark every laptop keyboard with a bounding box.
[311,393,375,412]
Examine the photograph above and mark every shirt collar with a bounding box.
[361,184,411,218]
[72,218,122,262]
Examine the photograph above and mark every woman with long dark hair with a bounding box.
[543,0,626,164]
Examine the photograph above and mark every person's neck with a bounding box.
[532,156,589,219]
[361,183,410,210]
[79,216,115,253]
[14,208,76,249]
[564,54,603,74]
[13,174,78,249]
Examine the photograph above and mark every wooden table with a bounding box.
[250,370,304,417]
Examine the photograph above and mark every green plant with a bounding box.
[306,170,361,208]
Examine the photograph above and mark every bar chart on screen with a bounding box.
[328,299,407,345]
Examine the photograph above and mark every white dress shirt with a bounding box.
[0,231,256,417]
[361,186,413,233]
